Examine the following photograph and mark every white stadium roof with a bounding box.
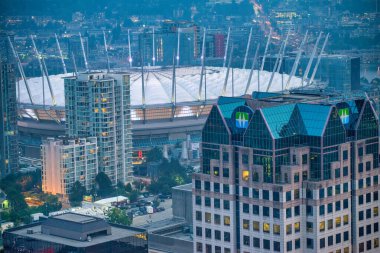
[18,66,303,107]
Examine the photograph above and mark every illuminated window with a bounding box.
[214,167,219,176]
[224,216,230,226]
[205,212,211,223]
[243,219,249,230]
[101,108,107,113]
[343,215,349,225]
[294,189,300,199]
[242,170,250,181]
[374,207,379,217]
[253,221,260,231]
[286,224,292,235]
[101,98,107,102]
[94,108,99,113]
[336,217,341,227]
[319,221,325,232]
[375,238,379,248]
[273,224,280,235]
[294,222,300,233]
[344,247,349,253]
[263,223,270,233]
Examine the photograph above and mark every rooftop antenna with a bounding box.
[198,28,207,101]
[78,32,89,72]
[244,43,260,95]
[222,44,234,96]
[302,32,322,86]
[308,33,329,85]
[102,30,110,73]
[223,27,231,68]
[128,29,132,67]
[285,31,308,90]
[31,35,56,106]
[176,28,181,66]
[55,34,67,74]
[260,28,272,71]
[152,27,156,66]
[71,52,78,77]
[243,27,253,69]
[8,36,34,104]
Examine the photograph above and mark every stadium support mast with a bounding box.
[260,28,272,71]
[30,35,56,106]
[275,30,290,73]
[128,29,132,67]
[285,31,308,90]
[244,43,260,95]
[152,27,156,66]
[71,52,78,77]
[223,27,231,68]
[308,33,329,85]
[243,27,253,69]
[8,36,33,104]
[171,50,176,105]
[102,30,110,73]
[79,32,89,72]
[55,34,67,74]
[176,28,180,66]
[266,40,285,92]
[222,45,234,96]
[198,28,207,101]
[302,32,322,85]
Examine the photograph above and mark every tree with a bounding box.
[95,172,114,197]
[128,190,139,203]
[106,207,132,226]
[146,147,163,162]
[125,183,132,193]
[69,181,86,207]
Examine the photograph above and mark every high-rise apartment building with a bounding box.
[64,72,132,185]
[193,92,379,253]
[0,62,18,178]
[41,137,98,196]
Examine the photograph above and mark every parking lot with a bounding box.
[132,198,173,226]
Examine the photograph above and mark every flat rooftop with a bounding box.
[52,213,98,224]
[172,183,192,192]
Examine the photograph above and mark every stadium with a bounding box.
[17,66,303,162]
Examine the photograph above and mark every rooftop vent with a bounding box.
[27,229,34,234]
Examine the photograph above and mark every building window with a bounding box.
[358,163,364,173]
[294,206,300,216]
[358,147,363,157]
[204,181,210,191]
[366,208,372,219]
[273,224,280,235]
[375,238,379,248]
[328,219,333,230]
[366,193,371,203]
[196,242,202,252]
[242,187,249,197]
[336,201,341,211]
[243,235,250,246]
[223,184,229,194]
[295,239,300,249]
[223,168,229,178]
[223,152,229,162]
[252,188,259,198]
[374,207,379,217]
[327,186,333,196]
[215,230,221,240]
[196,211,202,221]
[286,224,292,235]
[286,208,292,218]
[214,199,220,209]
[253,221,260,231]
[195,180,201,189]
[294,172,300,182]
[273,208,280,218]
[307,238,314,249]
[343,182,349,192]
[359,195,364,205]
[320,205,325,216]
[286,191,292,201]
[205,212,211,223]
[366,224,371,235]
[252,172,259,182]
[224,232,230,242]
[328,203,333,213]
[214,167,220,176]
[205,197,211,207]
[286,241,292,252]
[343,166,348,176]
[273,241,280,252]
[242,170,250,181]
[243,219,250,230]
[367,240,372,251]
[344,231,349,241]
[319,188,325,199]
[320,221,325,232]
[242,154,249,164]
[214,183,220,192]
[359,242,364,252]
[335,168,340,178]
[328,235,333,246]
[215,246,221,253]
[366,161,371,171]
[305,222,312,233]
[307,205,313,216]
[253,237,260,248]
[359,211,364,221]
[195,196,201,205]
[196,226,202,236]
[320,238,325,249]
[343,150,348,160]
[263,206,270,217]
[336,217,341,228]
[273,192,279,202]
[294,189,300,199]
[306,189,313,199]
[224,216,230,226]
[224,248,230,253]
[375,191,379,201]
[335,185,341,194]
[366,177,371,187]
[343,214,349,225]
[243,203,249,213]
[302,154,308,164]
[253,205,260,215]
[205,244,211,253]
[205,228,211,239]
[263,239,270,250]
[214,214,221,225]
[359,226,364,237]
[263,190,269,200]
[223,200,230,210]
[263,222,270,233]
[374,175,379,185]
